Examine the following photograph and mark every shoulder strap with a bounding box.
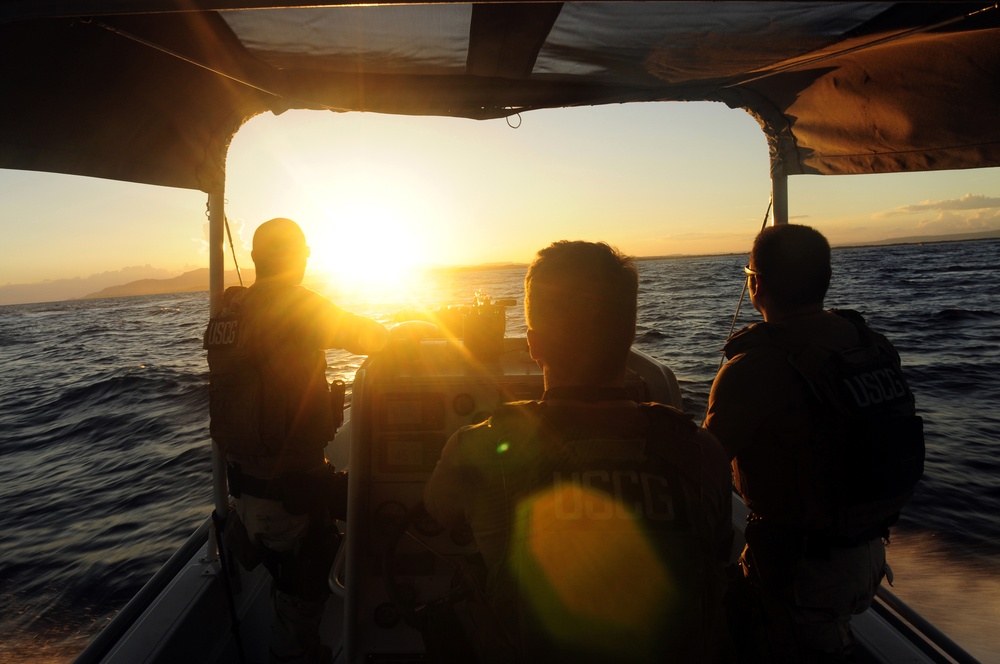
[489,400,545,430]
[639,402,697,440]
[829,307,866,325]
[723,321,776,358]
[639,403,702,484]
[726,309,873,356]
[493,400,699,441]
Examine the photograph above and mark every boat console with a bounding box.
[338,303,683,662]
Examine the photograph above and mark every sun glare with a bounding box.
[304,199,429,298]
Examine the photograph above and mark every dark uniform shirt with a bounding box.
[704,310,902,659]
[705,310,909,530]
[424,398,733,663]
[222,281,387,477]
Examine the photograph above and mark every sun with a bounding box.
[303,199,430,298]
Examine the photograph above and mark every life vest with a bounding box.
[727,309,924,540]
[482,400,721,663]
[204,286,336,477]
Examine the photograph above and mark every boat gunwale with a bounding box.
[74,518,213,664]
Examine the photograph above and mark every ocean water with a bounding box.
[1,239,998,663]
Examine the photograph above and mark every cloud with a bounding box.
[876,193,1000,218]
[914,208,1000,233]
[197,216,252,256]
[867,192,1000,235]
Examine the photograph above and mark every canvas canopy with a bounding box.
[1,1,998,193]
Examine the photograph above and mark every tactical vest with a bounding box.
[729,309,924,540]
[204,286,336,477]
[484,400,720,663]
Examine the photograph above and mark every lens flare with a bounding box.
[510,483,676,660]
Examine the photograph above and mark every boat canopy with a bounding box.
[1,1,998,193]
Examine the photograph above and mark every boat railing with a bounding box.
[871,586,980,664]
[73,517,212,664]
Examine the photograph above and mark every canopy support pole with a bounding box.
[209,191,226,315]
[207,190,228,560]
[771,173,788,225]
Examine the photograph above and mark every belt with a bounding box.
[227,464,282,500]
[801,527,886,557]
[748,517,887,558]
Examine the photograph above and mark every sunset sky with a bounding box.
[1,101,998,288]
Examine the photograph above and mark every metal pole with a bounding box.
[207,190,228,559]
[208,191,226,315]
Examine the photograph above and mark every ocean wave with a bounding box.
[932,308,1000,321]
[3,240,1000,661]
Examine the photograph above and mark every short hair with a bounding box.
[750,224,831,308]
[252,218,309,278]
[525,241,638,384]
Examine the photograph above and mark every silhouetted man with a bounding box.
[425,240,734,663]
[206,217,388,664]
[706,224,921,663]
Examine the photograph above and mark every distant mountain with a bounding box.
[81,268,252,300]
[0,265,178,306]
[838,229,1000,248]
[4,230,997,306]
[426,261,527,273]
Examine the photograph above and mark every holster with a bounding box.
[265,523,342,601]
[222,506,263,571]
